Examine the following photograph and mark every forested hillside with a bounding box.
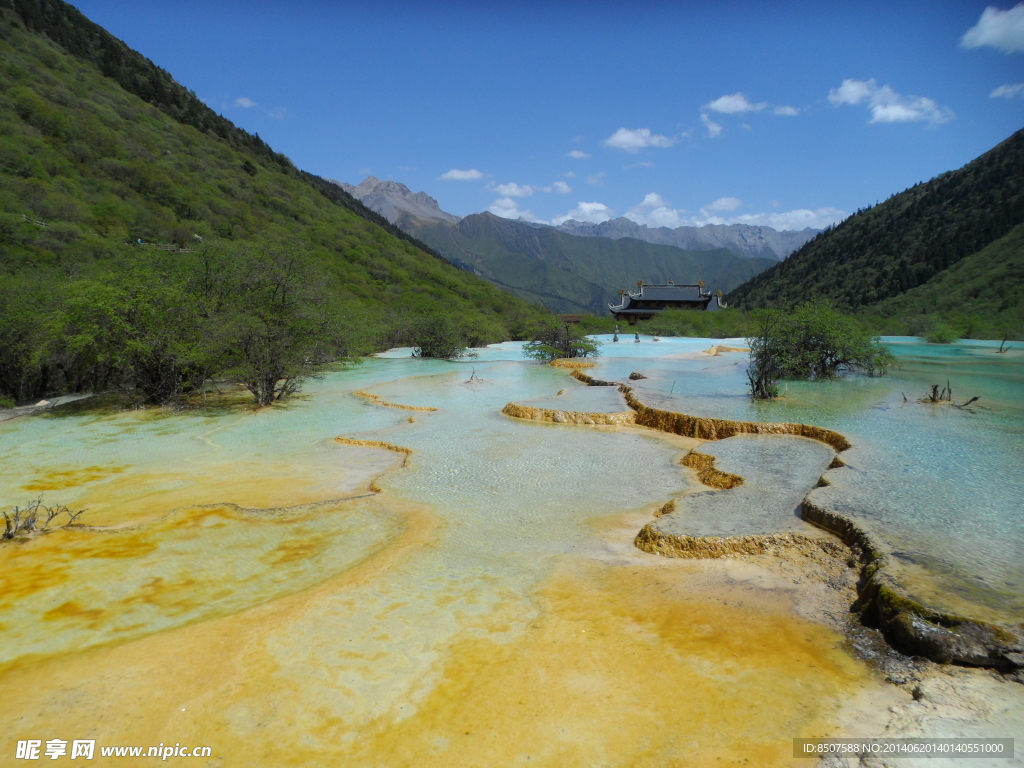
[728,129,1024,311]
[0,1,546,403]
[404,212,775,314]
[867,222,1024,337]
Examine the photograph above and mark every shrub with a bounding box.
[746,301,895,400]
[523,318,601,361]
[409,314,473,360]
[925,325,957,344]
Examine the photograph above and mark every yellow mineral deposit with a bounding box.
[548,359,597,369]
[353,389,438,411]
[501,402,636,426]
[0,546,891,768]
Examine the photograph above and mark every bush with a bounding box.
[523,318,601,360]
[409,314,473,360]
[925,325,957,344]
[746,301,895,400]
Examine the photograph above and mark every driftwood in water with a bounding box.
[954,396,981,409]
[919,382,980,409]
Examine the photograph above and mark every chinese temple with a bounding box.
[608,280,727,323]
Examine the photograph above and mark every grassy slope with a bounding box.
[0,4,545,344]
[865,222,1024,337]
[728,128,1024,312]
[405,212,776,314]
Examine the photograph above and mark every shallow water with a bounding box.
[586,336,1024,619]
[653,435,835,539]
[1,337,1020,765]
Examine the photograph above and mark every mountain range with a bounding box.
[398,212,775,314]
[335,175,817,261]
[555,218,817,261]
[331,176,812,313]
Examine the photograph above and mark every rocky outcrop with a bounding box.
[801,497,1023,670]
[570,370,620,387]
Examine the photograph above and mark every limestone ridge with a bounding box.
[557,218,819,261]
[328,177,461,227]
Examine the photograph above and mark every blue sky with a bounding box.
[73,0,1024,230]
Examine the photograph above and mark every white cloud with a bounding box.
[625,193,688,228]
[551,201,615,226]
[624,193,847,231]
[235,96,258,108]
[961,3,1024,53]
[586,172,607,186]
[703,197,743,213]
[991,82,1024,98]
[568,150,591,159]
[624,161,654,169]
[603,127,675,153]
[492,182,535,197]
[828,79,954,124]
[828,79,875,106]
[552,180,572,194]
[774,105,800,116]
[561,171,576,178]
[489,197,545,223]
[268,107,286,120]
[727,208,848,230]
[439,168,485,181]
[701,113,724,138]
[704,92,768,114]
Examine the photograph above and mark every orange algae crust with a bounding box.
[0,495,439,726]
[0,553,881,768]
[305,562,875,767]
[21,464,129,493]
[353,389,438,412]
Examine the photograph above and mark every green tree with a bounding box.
[211,246,353,407]
[408,314,474,360]
[523,318,601,361]
[46,267,209,404]
[746,301,895,400]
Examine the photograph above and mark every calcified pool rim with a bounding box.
[505,369,1024,672]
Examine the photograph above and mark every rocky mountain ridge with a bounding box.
[328,176,460,226]
[332,177,818,261]
[556,218,818,260]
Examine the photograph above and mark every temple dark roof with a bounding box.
[608,282,726,318]
[627,284,705,302]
